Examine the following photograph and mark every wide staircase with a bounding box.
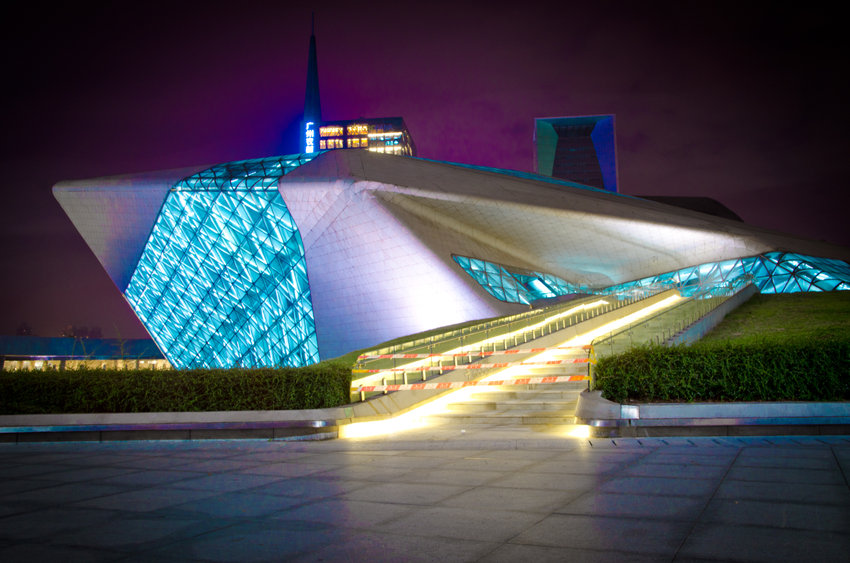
[424,346,590,427]
[349,285,751,432]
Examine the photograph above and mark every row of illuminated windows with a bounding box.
[319,124,371,137]
[368,145,406,154]
[319,137,371,149]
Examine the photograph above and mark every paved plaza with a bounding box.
[0,424,848,562]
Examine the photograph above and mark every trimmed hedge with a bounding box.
[594,341,850,404]
[0,364,352,415]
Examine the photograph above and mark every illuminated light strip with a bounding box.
[352,357,593,374]
[357,345,591,360]
[352,375,589,393]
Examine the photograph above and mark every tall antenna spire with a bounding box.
[303,12,321,125]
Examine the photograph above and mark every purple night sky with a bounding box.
[1,1,848,338]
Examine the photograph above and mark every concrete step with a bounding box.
[426,411,576,425]
[446,399,577,413]
[469,387,584,399]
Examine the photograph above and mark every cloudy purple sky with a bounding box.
[1,1,848,338]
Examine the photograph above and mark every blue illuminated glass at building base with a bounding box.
[454,252,850,305]
[125,155,320,369]
[452,255,584,304]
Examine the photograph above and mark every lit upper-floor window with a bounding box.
[320,126,344,137]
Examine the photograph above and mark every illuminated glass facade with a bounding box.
[454,252,850,304]
[452,255,584,304]
[124,155,320,369]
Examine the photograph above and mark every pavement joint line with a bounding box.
[830,446,850,489]
[670,446,743,560]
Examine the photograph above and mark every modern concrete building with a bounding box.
[54,149,850,369]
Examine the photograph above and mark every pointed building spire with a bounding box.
[304,12,321,125]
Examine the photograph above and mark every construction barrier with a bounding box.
[352,357,594,374]
[357,345,592,360]
[352,374,589,393]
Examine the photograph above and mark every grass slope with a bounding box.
[700,292,850,345]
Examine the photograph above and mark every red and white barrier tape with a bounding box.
[351,357,593,374]
[352,374,589,393]
[357,345,592,361]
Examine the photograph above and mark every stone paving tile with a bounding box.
[236,461,335,478]
[715,479,850,505]
[438,455,542,472]
[308,464,415,482]
[440,485,580,513]
[234,450,317,463]
[0,482,129,506]
[529,459,626,475]
[290,529,499,563]
[381,505,543,543]
[636,452,737,466]
[480,543,671,562]
[50,514,208,551]
[145,519,344,562]
[395,467,505,486]
[700,498,850,533]
[165,459,263,473]
[19,465,139,483]
[733,453,840,470]
[357,453,453,470]
[0,507,120,540]
[556,491,707,521]
[735,445,838,459]
[272,498,414,528]
[257,476,371,500]
[165,472,285,493]
[599,476,719,498]
[511,513,691,556]
[622,462,730,480]
[403,448,493,458]
[109,455,206,470]
[72,487,222,512]
[724,465,846,485]
[678,522,850,562]
[0,542,123,562]
[488,470,603,493]
[58,453,151,467]
[0,478,63,496]
[343,482,470,506]
[100,468,207,487]
[480,448,565,461]
[0,462,81,479]
[166,491,307,518]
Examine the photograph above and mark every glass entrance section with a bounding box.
[125,155,320,369]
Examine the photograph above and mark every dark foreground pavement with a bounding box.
[0,427,848,562]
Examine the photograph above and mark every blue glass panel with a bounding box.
[125,154,320,369]
[454,252,850,305]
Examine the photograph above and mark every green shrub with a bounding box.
[594,340,850,403]
[0,364,352,415]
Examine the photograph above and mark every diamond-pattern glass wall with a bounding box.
[452,255,585,304]
[125,154,320,369]
[454,252,850,305]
